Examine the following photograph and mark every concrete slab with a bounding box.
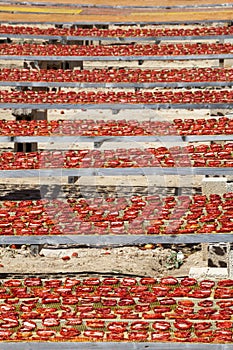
[202,177,227,196]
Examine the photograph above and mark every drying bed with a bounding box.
[1,68,233,88]
[0,193,232,236]
[0,276,231,343]
[0,144,233,169]
[0,42,233,60]
[0,118,232,137]
[0,24,232,40]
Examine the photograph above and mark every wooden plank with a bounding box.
[3,0,233,7]
[1,234,233,245]
[0,8,232,23]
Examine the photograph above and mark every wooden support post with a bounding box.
[229,243,233,278]
[112,109,120,115]
[68,176,80,184]
[30,244,41,256]
[201,243,208,262]
[219,58,224,68]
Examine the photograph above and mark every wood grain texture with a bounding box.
[3,0,233,6]
[0,0,233,23]
[0,8,233,23]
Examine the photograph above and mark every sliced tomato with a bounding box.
[0,330,13,339]
[153,306,171,313]
[152,321,170,331]
[107,332,125,341]
[169,287,191,297]
[118,297,135,306]
[0,305,16,312]
[80,296,101,303]
[36,329,56,338]
[159,298,176,305]
[218,279,233,287]
[62,296,79,305]
[65,318,82,326]
[191,289,211,298]
[140,277,157,285]
[21,320,37,331]
[175,306,194,316]
[110,287,129,297]
[86,320,105,328]
[174,330,191,338]
[216,300,233,308]
[216,321,233,329]
[194,322,211,330]
[60,327,80,338]
[178,300,194,307]
[153,286,170,296]
[83,278,100,286]
[214,288,233,299]
[181,277,197,286]
[160,276,178,285]
[122,278,137,286]
[210,313,231,320]
[195,330,213,338]
[130,286,148,295]
[213,329,232,341]
[101,299,117,306]
[84,330,104,339]
[143,313,165,319]
[3,280,21,287]
[102,278,119,285]
[44,280,62,288]
[130,321,149,330]
[65,278,80,287]
[135,304,151,312]
[42,296,60,304]
[219,308,233,316]
[76,306,93,313]
[198,300,213,307]
[199,307,216,315]
[138,292,157,303]
[42,318,60,327]
[107,322,128,332]
[200,280,215,289]
[174,319,193,330]
[21,311,40,319]
[54,287,73,296]
[36,307,58,314]
[24,278,42,286]
[20,305,34,312]
[151,332,170,341]
[128,331,148,341]
[1,317,19,328]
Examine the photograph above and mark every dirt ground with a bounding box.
[0,244,205,277]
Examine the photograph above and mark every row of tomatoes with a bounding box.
[0,327,232,342]
[0,117,231,137]
[1,275,233,293]
[1,67,233,83]
[0,144,233,169]
[0,43,233,57]
[0,25,232,38]
[0,275,228,287]
[1,89,233,104]
[0,194,232,235]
